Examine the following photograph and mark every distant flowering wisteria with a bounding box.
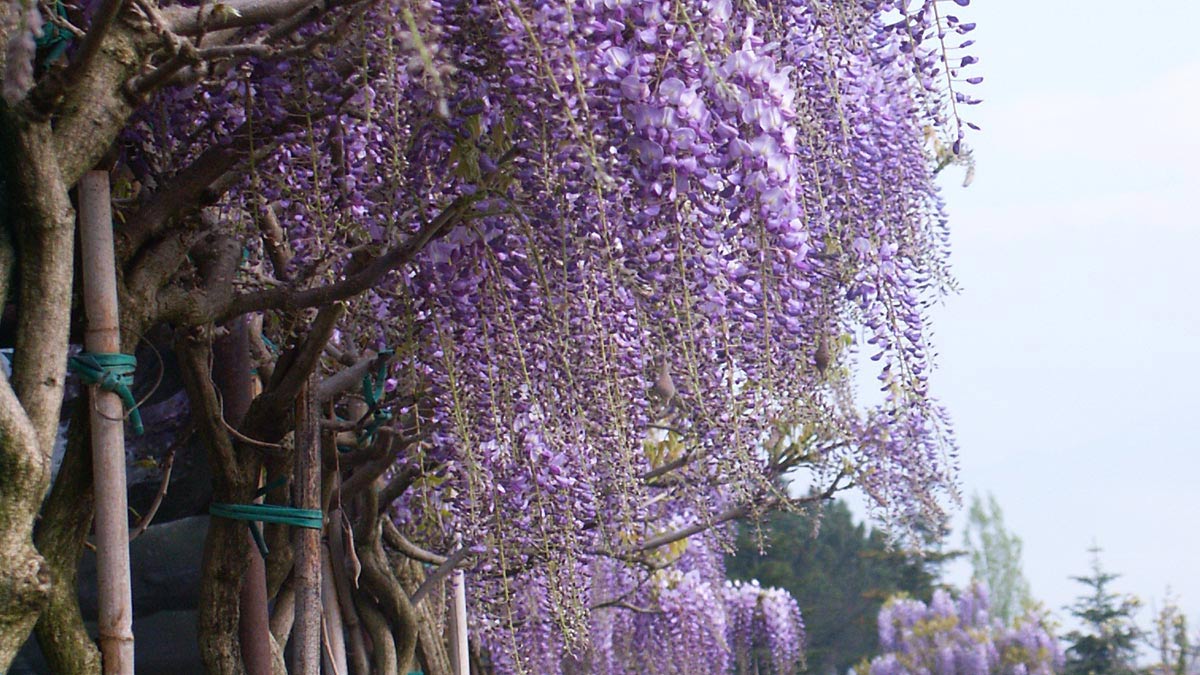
[113,0,979,668]
[476,530,805,675]
[867,584,1063,675]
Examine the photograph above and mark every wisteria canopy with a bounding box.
[0,0,977,671]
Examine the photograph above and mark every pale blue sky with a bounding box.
[917,0,1200,638]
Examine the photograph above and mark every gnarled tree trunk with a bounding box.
[33,409,102,675]
[0,114,77,671]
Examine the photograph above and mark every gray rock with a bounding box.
[14,610,207,675]
[78,515,208,619]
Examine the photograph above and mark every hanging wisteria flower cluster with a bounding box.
[475,529,805,675]
[107,0,981,668]
[867,584,1064,675]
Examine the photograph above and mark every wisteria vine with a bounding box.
[2,0,980,669]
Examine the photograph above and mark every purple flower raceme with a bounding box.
[118,0,980,670]
[477,529,803,675]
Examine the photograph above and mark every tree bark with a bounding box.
[355,487,419,674]
[33,409,102,675]
[291,378,321,674]
[214,320,274,675]
[177,333,255,675]
[329,509,370,675]
[396,558,453,675]
[0,115,76,671]
[321,544,350,675]
[355,593,398,675]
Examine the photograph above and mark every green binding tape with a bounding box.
[35,0,72,66]
[67,352,144,435]
[209,503,323,529]
[356,349,394,448]
[211,477,321,557]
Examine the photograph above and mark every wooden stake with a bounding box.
[452,536,469,675]
[79,169,135,674]
[291,378,322,674]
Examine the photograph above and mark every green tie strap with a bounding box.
[34,0,72,66]
[210,478,323,557]
[356,349,394,449]
[260,333,280,355]
[67,352,144,435]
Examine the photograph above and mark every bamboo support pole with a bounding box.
[79,169,135,674]
[452,535,468,675]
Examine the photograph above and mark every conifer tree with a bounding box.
[1063,547,1141,675]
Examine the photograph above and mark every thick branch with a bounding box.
[355,489,418,673]
[326,508,369,675]
[0,371,50,667]
[118,136,263,267]
[257,203,293,282]
[382,521,445,566]
[316,350,389,403]
[50,23,151,184]
[633,469,853,554]
[0,223,12,312]
[0,117,74,668]
[123,220,203,317]
[33,410,101,674]
[175,331,240,487]
[338,434,402,501]
[269,302,345,404]
[221,195,473,320]
[410,545,471,607]
[26,0,128,114]
[6,122,75,450]
[395,558,452,675]
[376,463,420,512]
[232,303,342,459]
[164,0,319,35]
[354,592,397,675]
[155,232,243,325]
[268,573,296,646]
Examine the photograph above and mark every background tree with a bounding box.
[1144,592,1199,675]
[1063,547,1142,675]
[962,492,1033,625]
[726,500,946,675]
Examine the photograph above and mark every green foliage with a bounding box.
[1145,593,1200,675]
[1063,547,1141,675]
[962,492,1032,625]
[726,501,947,675]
